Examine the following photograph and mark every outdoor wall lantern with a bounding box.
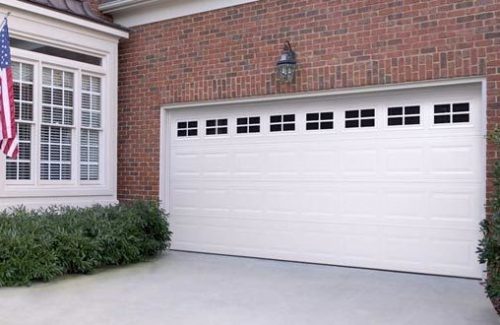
[276,41,297,83]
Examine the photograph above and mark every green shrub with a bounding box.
[0,201,171,286]
[478,128,500,304]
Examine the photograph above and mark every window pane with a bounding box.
[453,103,469,112]
[405,116,420,125]
[6,162,17,180]
[40,126,72,180]
[434,115,450,124]
[6,121,31,181]
[388,107,402,116]
[405,106,420,115]
[345,110,359,118]
[361,119,375,127]
[306,113,319,121]
[453,114,469,123]
[42,68,74,126]
[88,165,99,180]
[82,75,91,91]
[306,122,319,130]
[80,129,100,181]
[249,125,260,133]
[434,104,450,114]
[13,63,34,122]
[249,117,260,124]
[82,75,101,132]
[361,109,375,117]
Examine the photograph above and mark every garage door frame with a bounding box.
[159,77,487,277]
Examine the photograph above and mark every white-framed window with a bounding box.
[6,46,106,187]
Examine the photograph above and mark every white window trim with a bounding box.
[9,49,105,184]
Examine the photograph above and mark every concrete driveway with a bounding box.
[0,251,498,325]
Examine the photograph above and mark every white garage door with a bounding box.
[165,83,485,278]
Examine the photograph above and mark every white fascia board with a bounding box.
[100,0,258,28]
[100,0,161,12]
[2,0,129,39]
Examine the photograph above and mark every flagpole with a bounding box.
[0,12,11,31]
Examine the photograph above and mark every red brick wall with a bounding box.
[117,0,500,202]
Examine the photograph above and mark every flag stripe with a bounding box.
[0,18,18,159]
[1,67,12,139]
[0,70,5,139]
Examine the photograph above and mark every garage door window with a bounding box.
[270,114,295,132]
[236,117,260,133]
[306,112,334,130]
[434,103,470,124]
[345,109,375,128]
[206,119,228,135]
[388,106,420,126]
[177,121,198,137]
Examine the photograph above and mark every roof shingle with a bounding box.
[20,0,127,30]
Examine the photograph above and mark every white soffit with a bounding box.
[100,0,258,27]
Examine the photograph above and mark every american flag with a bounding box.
[0,17,17,159]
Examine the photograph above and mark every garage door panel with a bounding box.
[231,189,265,212]
[429,192,476,222]
[202,152,231,176]
[340,191,379,219]
[167,84,485,277]
[385,147,425,174]
[302,190,339,215]
[265,151,301,175]
[429,145,477,175]
[171,152,200,177]
[234,152,262,175]
[341,149,378,175]
[302,150,339,175]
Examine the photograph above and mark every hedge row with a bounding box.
[0,201,171,286]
